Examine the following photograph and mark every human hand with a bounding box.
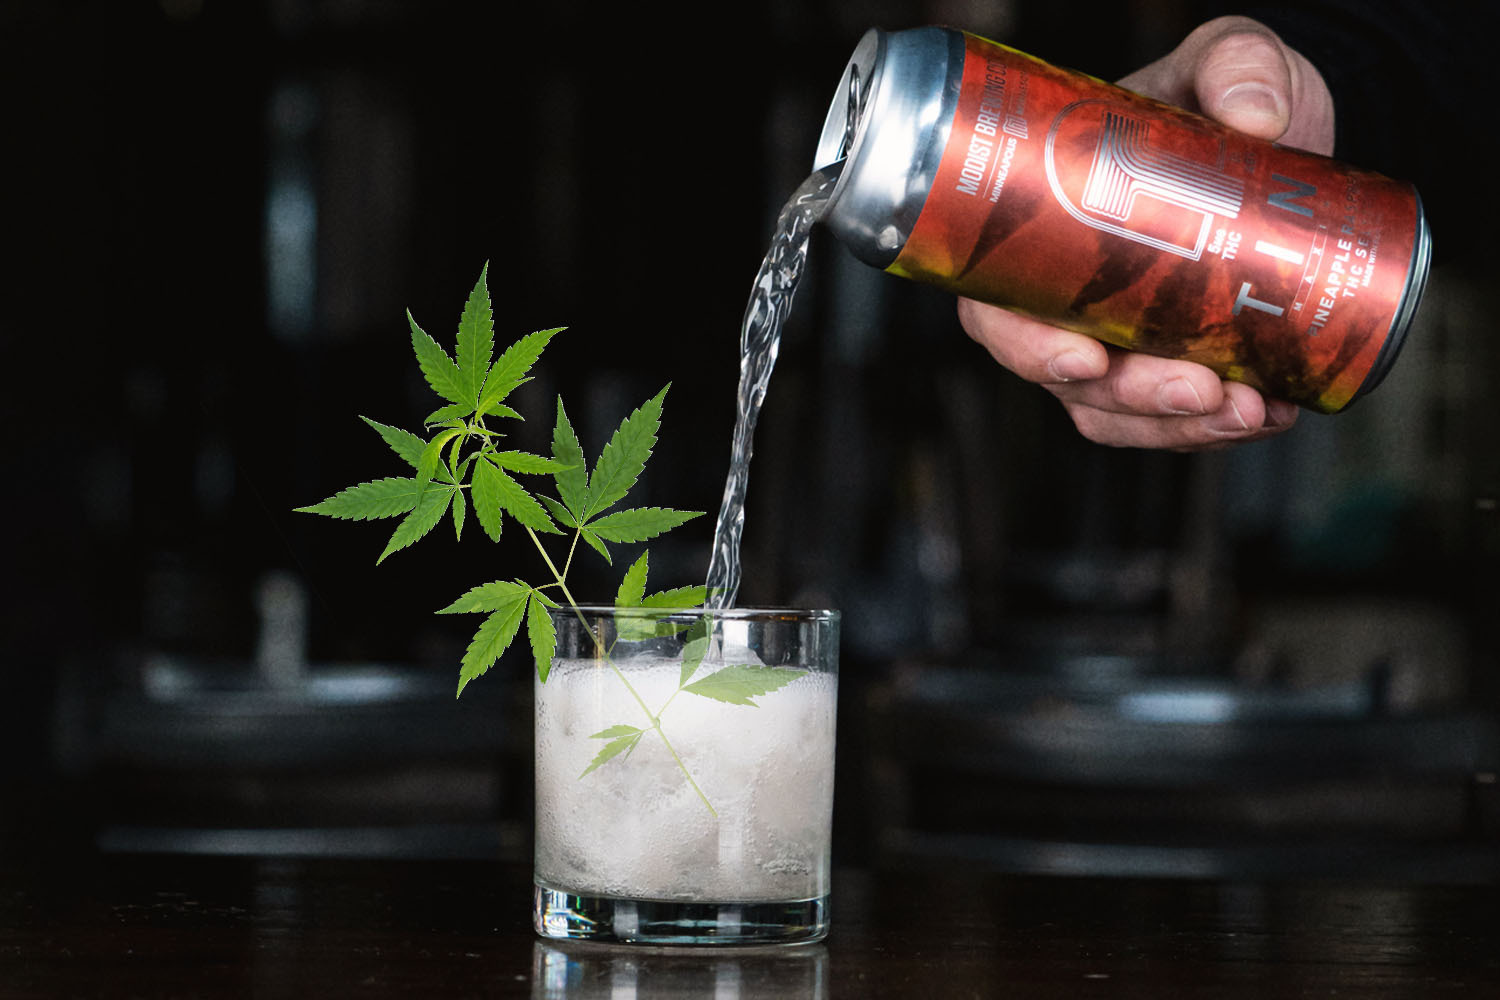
[959,16,1335,450]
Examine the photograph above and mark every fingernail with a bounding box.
[1160,377,1207,415]
[1209,397,1251,433]
[1047,351,1097,382]
[1220,82,1285,120]
[1265,399,1298,427]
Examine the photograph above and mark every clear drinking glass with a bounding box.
[533,606,839,946]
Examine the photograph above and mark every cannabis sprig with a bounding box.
[296,263,702,695]
[296,263,804,815]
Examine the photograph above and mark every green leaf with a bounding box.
[377,485,455,564]
[487,402,525,422]
[295,477,421,520]
[408,310,469,407]
[681,665,804,707]
[437,579,530,615]
[590,725,643,740]
[551,398,589,519]
[526,591,557,682]
[578,527,612,565]
[445,431,467,481]
[455,264,494,407]
[642,586,708,609]
[616,551,649,608]
[456,592,530,697]
[477,326,562,418]
[477,455,560,535]
[451,484,467,541]
[477,376,531,419]
[491,450,567,476]
[678,619,712,687]
[424,403,470,427]
[470,456,506,543]
[537,494,578,529]
[586,386,666,520]
[361,417,424,469]
[449,449,478,486]
[417,428,464,489]
[589,507,702,544]
[580,730,643,778]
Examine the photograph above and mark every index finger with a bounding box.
[957,297,1110,385]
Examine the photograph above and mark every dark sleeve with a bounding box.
[1203,1,1492,259]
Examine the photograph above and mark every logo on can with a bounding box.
[816,28,1432,413]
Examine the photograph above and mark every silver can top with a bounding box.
[814,27,965,268]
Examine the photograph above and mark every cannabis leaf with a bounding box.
[612,551,710,641]
[451,483,467,540]
[409,311,468,407]
[590,508,701,543]
[644,587,710,609]
[439,580,535,696]
[527,590,559,683]
[362,417,425,468]
[681,665,804,707]
[545,390,702,570]
[472,455,559,537]
[417,427,463,491]
[586,387,665,520]
[470,457,506,543]
[294,478,421,521]
[479,327,561,419]
[616,551,651,609]
[581,725,644,778]
[454,262,494,408]
[379,483,457,564]
[454,590,530,696]
[676,616,712,688]
[550,398,589,517]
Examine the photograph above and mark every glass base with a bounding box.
[533,884,828,946]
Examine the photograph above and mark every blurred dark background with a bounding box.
[3,0,1496,878]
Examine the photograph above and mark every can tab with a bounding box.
[839,65,865,161]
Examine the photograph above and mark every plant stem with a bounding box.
[524,525,717,817]
[560,529,581,582]
[650,720,717,818]
[655,687,682,719]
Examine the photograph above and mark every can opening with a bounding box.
[839,66,863,161]
[814,29,882,173]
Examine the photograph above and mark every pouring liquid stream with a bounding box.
[704,165,841,610]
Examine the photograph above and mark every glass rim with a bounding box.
[548,605,840,623]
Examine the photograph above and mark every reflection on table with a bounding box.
[532,940,827,1000]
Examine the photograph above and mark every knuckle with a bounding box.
[955,297,993,342]
[1205,28,1282,69]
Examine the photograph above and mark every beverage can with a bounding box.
[814,27,1432,413]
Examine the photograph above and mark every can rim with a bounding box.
[1348,189,1432,406]
[812,27,964,268]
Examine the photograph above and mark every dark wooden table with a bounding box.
[5,851,1499,998]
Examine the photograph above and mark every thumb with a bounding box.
[1120,16,1335,155]
[1193,25,1297,142]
